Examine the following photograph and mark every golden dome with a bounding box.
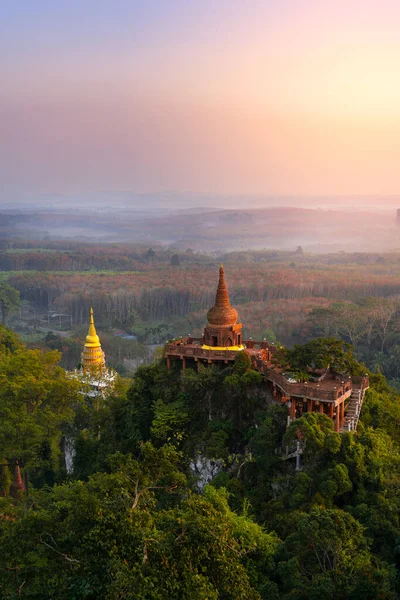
[207,265,238,327]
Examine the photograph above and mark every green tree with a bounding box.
[115,362,181,452]
[277,507,396,600]
[0,283,20,324]
[0,323,22,357]
[151,398,189,446]
[183,364,224,423]
[275,337,366,377]
[0,346,80,473]
[0,460,12,496]
[223,356,263,434]
[284,413,341,463]
[0,445,278,600]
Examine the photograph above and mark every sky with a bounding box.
[2,0,400,200]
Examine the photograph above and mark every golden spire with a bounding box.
[82,308,105,373]
[85,307,100,347]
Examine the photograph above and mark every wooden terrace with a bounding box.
[165,336,369,433]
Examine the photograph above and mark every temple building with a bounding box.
[165,266,369,433]
[73,308,115,395]
[165,265,273,370]
[65,309,115,474]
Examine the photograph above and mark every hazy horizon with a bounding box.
[1,191,400,214]
[2,1,400,202]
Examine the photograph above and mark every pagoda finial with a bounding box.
[86,307,99,343]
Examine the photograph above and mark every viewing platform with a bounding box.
[165,265,369,433]
[165,336,369,432]
[165,337,274,367]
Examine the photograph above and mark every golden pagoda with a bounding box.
[81,308,105,374]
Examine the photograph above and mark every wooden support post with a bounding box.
[335,404,340,432]
[329,403,334,419]
[182,356,186,371]
[308,399,313,413]
[290,398,296,420]
[295,441,301,471]
[196,360,201,372]
[319,402,324,414]
[341,400,345,427]
[166,356,171,370]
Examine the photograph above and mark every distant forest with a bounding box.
[3,239,400,383]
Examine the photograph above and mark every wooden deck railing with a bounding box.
[165,343,240,362]
[165,339,369,404]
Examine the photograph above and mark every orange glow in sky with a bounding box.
[2,0,400,197]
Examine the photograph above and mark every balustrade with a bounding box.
[166,340,361,404]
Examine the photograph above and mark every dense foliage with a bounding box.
[0,282,20,324]
[1,324,400,598]
[0,326,81,492]
[274,337,368,379]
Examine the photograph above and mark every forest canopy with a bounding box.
[2,242,400,597]
[1,325,400,598]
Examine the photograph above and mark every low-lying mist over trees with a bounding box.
[2,201,400,252]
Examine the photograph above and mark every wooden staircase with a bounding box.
[340,381,368,433]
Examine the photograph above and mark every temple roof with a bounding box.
[10,462,25,497]
[207,265,238,327]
